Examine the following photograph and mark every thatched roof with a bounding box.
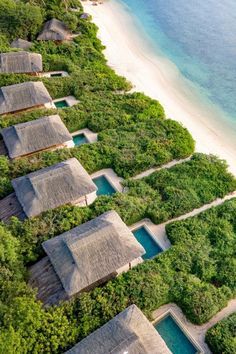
[0,51,42,74]
[80,13,90,19]
[10,38,32,50]
[0,81,52,115]
[43,211,145,296]
[1,115,72,159]
[65,304,171,354]
[12,158,97,218]
[37,19,72,41]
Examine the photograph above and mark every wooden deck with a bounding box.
[0,140,7,156]
[29,256,118,306]
[0,193,25,222]
[29,256,68,305]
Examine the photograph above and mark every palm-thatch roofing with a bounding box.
[12,158,97,218]
[80,13,90,19]
[37,19,72,41]
[0,52,42,74]
[65,304,171,354]
[1,115,72,159]
[0,81,52,115]
[42,210,145,296]
[10,38,32,50]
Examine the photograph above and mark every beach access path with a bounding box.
[148,191,236,243]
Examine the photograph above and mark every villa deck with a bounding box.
[0,193,25,222]
[0,140,7,156]
[29,256,68,305]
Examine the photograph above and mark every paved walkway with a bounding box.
[133,157,191,179]
[152,300,236,354]
[151,191,236,242]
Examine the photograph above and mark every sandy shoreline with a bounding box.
[83,0,236,176]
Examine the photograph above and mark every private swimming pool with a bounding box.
[92,175,116,196]
[132,226,163,260]
[155,314,198,354]
[50,73,63,77]
[73,133,88,146]
[54,100,69,108]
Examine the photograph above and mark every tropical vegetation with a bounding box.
[206,313,236,354]
[0,0,235,353]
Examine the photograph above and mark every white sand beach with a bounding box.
[83,0,236,176]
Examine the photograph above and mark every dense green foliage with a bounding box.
[206,313,236,354]
[0,2,195,198]
[0,0,43,41]
[0,198,235,352]
[3,154,234,265]
[166,197,236,306]
[124,153,236,223]
[0,116,194,198]
[0,1,235,353]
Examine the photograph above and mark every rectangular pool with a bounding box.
[92,175,116,196]
[54,100,69,108]
[155,314,198,354]
[50,73,62,77]
[73,133,88,146]
[132,226,162,260]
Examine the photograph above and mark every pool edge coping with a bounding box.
[92,173,119,195]
[130,222,164,259]
[152,309,205,354]
[91,170,124,193]
[129,221,167,251]
[72,132,90,145]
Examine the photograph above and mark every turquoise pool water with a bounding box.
[132,226,162,260]
[92,175,116,196]
[155,315,198,354]
[73,133,88,146]
[55,100,69,108]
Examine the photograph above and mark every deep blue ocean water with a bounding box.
[119,0,236,123]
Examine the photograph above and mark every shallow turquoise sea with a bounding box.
[118,0,236,125]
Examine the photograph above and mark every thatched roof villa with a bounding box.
[10,38,32,50]
[0,52,42,74]
[1,115,74,159]
[0,81,53,115]
[37,19,72,42]
[80,13,90,19]
[0,51,43,74]
[29,211,145,305]
[65,304,171,354]
[0,158,97,222]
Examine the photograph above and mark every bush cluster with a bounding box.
[0,198,235,352]
[206,313,236,354]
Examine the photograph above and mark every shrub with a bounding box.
[206,313,236,354]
